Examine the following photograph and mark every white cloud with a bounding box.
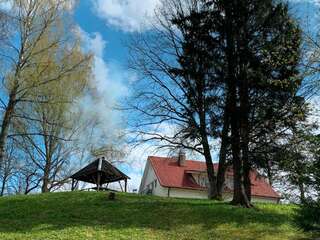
[91,0,320,33]
[74,28,130,145]
[91,0,161,32]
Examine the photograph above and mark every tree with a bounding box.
[270,120,320,203]
[11,37,91,192]
[219,0,302,206]
[0,0,90,168]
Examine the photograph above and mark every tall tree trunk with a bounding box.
[0,176,7,196]
[228,62,248,206]
[41,117,51,193]
[200,120,217,199]
[230,102,249,206]
[239,52,252,205]
[216,100,230,200]
[203,136,217,199]
[41,174,50,193]
[298,181,305,203]
[239,76,252,204]
[41,157,51,193]
[225,0,251,207]
[266,162,273,186]
[0,86,18,166]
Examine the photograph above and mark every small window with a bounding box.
[154,179,157,188]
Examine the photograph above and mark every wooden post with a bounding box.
[118,181,123,192]
[71,178,74,191]
[125,179,127,192]
[97,172,101,191]
[97,158,103,191]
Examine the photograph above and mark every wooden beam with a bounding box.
[71,178,75,191]
[125,179,127,193]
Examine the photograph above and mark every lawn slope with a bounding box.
[0,191,316,240]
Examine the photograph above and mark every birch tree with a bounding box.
[0,0,90,167]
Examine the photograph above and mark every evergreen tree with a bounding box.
[220,0,302,206]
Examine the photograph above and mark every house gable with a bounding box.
[139,158,168,197]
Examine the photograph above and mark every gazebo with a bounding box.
[70,157,130,192]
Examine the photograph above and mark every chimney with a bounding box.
[178,149,186,166]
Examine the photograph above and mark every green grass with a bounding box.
[0,191,318,240]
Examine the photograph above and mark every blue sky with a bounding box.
[75,1,128,63]
[71,0,320,191]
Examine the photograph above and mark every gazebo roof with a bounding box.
[70,157,130,185]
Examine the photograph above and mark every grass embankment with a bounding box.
[0,191,317,240]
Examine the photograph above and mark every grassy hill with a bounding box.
[0,191,317,240]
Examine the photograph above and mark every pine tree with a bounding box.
[220,0,302,206]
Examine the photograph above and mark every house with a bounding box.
[139,152,280,203]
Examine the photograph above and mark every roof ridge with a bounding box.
[148,155,213,164]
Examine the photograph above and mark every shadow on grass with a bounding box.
[294,201,320,234]
[0,192,308,237]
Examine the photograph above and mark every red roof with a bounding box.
[148,156,280,199]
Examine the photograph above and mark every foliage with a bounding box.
[0,0,92,169]
[258,119,320,203]
[0,191,316,240]
[0,0,94,194]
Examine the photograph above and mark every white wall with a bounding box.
[169,188,208,199]
[139,161,168,197]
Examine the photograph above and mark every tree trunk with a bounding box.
[42,157,51,193]
[239,55,252,205]
[202,135,217,199]
[41,178,50,193]
[224,0,251,207]
[230,104,249,206]
[298,182,305,203]
[266,162,273,186]
[216,100,230,200]
[41,119,51,193]
[0,176,7,196]
[240,98,252,204]
[0,87,18,166]
[228,65,249,206]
